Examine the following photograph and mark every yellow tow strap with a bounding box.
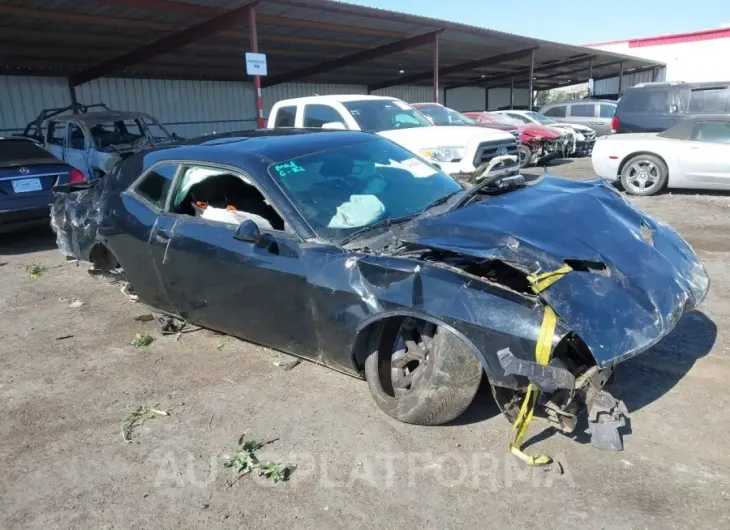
[527,264,573,294]
[509,264,572,466]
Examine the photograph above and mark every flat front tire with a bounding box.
[364,318,483,425]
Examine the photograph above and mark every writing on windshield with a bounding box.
[269,137,461,243]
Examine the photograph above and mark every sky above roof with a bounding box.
[345,0,730,45]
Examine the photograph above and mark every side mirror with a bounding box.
[233,219,261,243]
[321,122,346,130]
[670,104,678,114]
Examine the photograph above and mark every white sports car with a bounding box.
[592,117,730,196]
[492,110,597,156]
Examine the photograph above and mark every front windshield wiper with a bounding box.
[421,191,461,212]
[340,213,420,246]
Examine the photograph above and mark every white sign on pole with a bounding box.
[245,53,268,76]
[588,78,594,95]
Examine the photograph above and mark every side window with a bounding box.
[543,106,566,118]
[67,123,86,149]
[599,104,616,118]
[133,164,178,209]
[621,89,670,112]
[569,104,596,118]
[689,88,729,113]
[506,112,531,124]
[274,106,297,128]
[170,164,286,232]
[47,121,65,146]
[303,104,345,128]
[690,121,730,144]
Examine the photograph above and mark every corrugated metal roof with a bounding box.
[0,0,660,90]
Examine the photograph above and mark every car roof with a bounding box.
[542,100,615,107]
[143,129,378,167]
[55,111,154,123]
[411,102,443,108]
[275,94,398,105]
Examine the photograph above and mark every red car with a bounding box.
[463,111,565,168]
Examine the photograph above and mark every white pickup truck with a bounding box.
[267,95,519,180]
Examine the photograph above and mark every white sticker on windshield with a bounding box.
[393,100,412,110]
[400,157,437,178]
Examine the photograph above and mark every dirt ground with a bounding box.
[2,157,729,529]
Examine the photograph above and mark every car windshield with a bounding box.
[342,100,433,133]
[417,106,475,126]
[488,113,523,126]
[269,137,462,243]
[141,117,173,142]
[525,112,556,125]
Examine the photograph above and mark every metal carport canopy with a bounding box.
[0,0,661,94]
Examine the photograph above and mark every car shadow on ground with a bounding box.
[0,225,56,256]
[608,310,716,412]
[521,311,716,450]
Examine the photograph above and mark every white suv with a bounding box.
[267,95,519,180]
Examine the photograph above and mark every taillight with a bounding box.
[611,116,618,132]
[69,168,85,184]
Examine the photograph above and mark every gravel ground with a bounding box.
[1,157,729,529]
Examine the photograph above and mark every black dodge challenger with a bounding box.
[51,129,709,458]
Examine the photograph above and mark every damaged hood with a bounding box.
[399,176,709,366]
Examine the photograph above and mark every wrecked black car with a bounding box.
[51,129,710,457]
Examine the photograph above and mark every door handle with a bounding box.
[155,229,171,243]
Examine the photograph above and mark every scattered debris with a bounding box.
[0,262,8,267]
[221,378,235,384]
[130,333,155,348]
[216,342,226,351]
[121,405,170,442]
[273,355,301,371]
[134,313,155,323]
[159,316,186,335]
[56,334,74,340]
[26,263,47,279]
[224,433,293,484]
[121,282,139,302]
[68,299,84,308]
[208,413,215,431]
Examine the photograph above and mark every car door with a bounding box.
[567,102,599,132]
[105,162,180,313]
[63,122,91,178]
[677,120,730,185]
[151,163,318,357]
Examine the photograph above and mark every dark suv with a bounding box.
[614,81,730,133]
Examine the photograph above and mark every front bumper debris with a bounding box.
[586,387,629,451]
[497,347,629,452]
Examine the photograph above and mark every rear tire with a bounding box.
[620,154,668,196]
[364,318,483,425]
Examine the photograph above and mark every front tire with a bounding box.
[620,154,668,196]
[364,318,483,425]
[518,144,532,168]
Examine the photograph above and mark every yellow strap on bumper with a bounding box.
[509,305,558,466]
[527,264,573,294]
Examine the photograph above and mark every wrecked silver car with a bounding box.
[50,129,710,463]
[22,103,177,181]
